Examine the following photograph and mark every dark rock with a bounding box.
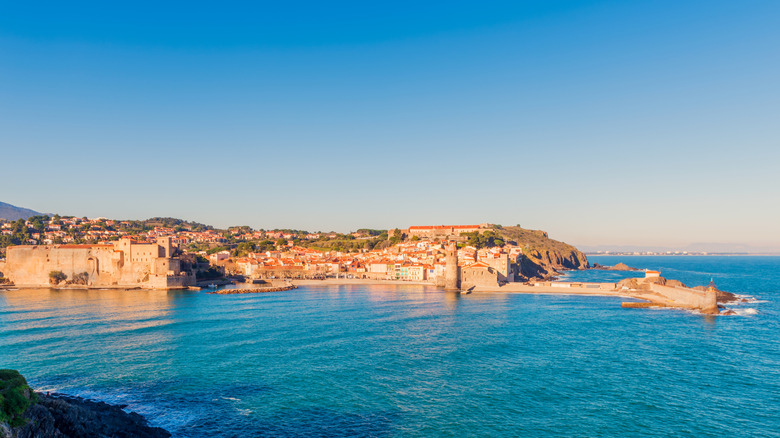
[493,226,589,281]
[519,247,588,281]
[592,262,638,271]
[692,285,739,302]
[10,393,169,438]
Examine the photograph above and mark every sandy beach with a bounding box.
[288,278,660,303]
[290,278,629,295]
[292,278,430,286]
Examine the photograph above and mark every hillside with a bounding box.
[0,202,44,221]
[493,226,589,280]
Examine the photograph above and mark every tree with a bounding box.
[256,240,276,252]
[389,229,404,245]
[463,231,505,249]
[233,242,256,257]
[49,271,67,285]
[71,272,90,285]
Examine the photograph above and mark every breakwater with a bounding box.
[208,285,297,294]
[471,277,721,314]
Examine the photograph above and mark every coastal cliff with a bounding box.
[494,226,588,280]
[1,370,169,438]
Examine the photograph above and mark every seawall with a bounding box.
[470,281,721,314]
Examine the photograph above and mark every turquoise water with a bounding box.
[1,256,779,437]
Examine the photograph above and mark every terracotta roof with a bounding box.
[408,225,481,230]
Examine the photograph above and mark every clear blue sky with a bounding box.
[1,0,779,249]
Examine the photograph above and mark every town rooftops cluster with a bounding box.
[217,239,522,283]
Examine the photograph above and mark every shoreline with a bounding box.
[290,279,723,314]
[291,279,640,300]
[292,278,431,286]
[1,278,727,315]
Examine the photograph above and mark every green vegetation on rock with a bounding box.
[461,230,505,249]
[492,225,589,279]
[0,369,37,427]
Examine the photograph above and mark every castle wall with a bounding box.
[4,239,191,289]
[148,272,193,289]
[408,225,487,239]
[482,255,511,282]
[461,266,500,289]
[5,245,117,286]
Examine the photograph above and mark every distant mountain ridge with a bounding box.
[0,202,45,221]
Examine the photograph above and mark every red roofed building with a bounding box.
[407,224,490,239]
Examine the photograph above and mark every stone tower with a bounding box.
[702,279,720,314]
[444,242,460,290]
[157,236,174,258]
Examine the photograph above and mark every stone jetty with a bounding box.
[209,284,297,294]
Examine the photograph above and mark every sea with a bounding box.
[1,256,779,437]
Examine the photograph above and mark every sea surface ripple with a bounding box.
[1,256,779,437]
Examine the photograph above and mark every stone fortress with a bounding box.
[436,241,517,290]
[0,237,194,289]
[402,224,491,240]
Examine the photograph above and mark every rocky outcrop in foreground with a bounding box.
[1,369,169,438]
[10,394,170,438]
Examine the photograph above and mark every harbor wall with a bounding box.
[648,284,719,314]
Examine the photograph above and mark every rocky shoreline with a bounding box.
[1,378,170,438]
[590,262,639,271]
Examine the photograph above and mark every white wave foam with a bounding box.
[725,295,768,305]
[221,396,241,402]
[731,308,759,316]
[35,384,66,393]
